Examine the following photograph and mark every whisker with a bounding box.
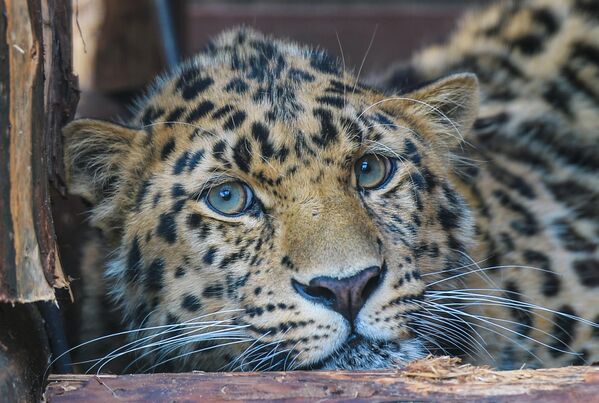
[427,289,599,329]
[91,324,248,374]
[422,300,578,357]
[426,265,560,287]
[352,24,378,96]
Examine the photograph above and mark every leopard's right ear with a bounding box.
[63,119,143,205]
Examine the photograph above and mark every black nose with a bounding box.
[292,266,383,324]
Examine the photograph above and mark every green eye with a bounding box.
[355,154,393,189]
[206,182,253,216]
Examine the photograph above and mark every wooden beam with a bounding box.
[0,0,77,303]
[44,358,599,402]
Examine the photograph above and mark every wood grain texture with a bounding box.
[0,0,77,303]
[45,364,599,402]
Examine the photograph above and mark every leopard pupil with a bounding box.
[361,160,371,174]
[220,187,232,201]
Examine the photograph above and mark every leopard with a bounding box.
[62,0,599,372]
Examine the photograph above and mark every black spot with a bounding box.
[487,163,536,199]
[251,122,275,159]
[532,8,559,35]
[504,280,533,338]
[522,250,561,297]
[223,111,247,131]
[288,68,315,82]
[233,137,253,173]
[161,138,176,160]
[254,287,262,296]
[552,218,596,252]
[175,266,186,278]
[187,213,202,229]
[181,77,214,100]
[164,107,185,126]
[220,252,241,269]
[211,105,234,120]
[575,0,599,19]
[187,100,215,122]
[546,181,599,219]
[127,237,142,282]
[171,183,186,198]
[145,258,165,292]
[181,294,202,312]
[572,42,599,67]
[573,259,599,287]
[438,206,459,230]
[326,79,357,95]
[135,179,152,208]
[499,232,515,252]
[133,303,150,327]
[157,213,177,244]
[411,172,426,191]
[212,140,229,165]
[473,112,509,136]
[224,78,249,93]
[187,149,205,172]
[543,81,572,116]
[281,255,295,270]
[562,65,599,111]
[316,96,344,109]
[312,108,338,148]
[549,305,577,357]
[512,34,544,55]
[493,189,538,235]
[340,117,363,144]
[203,283,224,298]
[421,168,437,192]
[403,139,421,165]
[246,306,264,318]
[173,151,190,175]
[310,50,341,74]
[141,106,165,126]
[153,192,162,207]
[203,247,217,265]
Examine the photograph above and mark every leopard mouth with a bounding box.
[302,334,426,370]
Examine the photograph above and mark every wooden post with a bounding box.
[1,0,78,400]
[0,0,77,303]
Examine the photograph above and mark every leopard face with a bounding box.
[63,28,478,371]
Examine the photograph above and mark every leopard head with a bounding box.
[63,28,478,371]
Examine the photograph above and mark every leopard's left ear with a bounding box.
[63,119,143,205]
[374,73,479,149]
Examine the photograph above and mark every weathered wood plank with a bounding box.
[0,0,76,303]
[45,358,599,402]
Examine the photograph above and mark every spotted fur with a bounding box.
[64,0,598,372]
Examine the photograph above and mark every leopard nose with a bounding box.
[292,266,384,324]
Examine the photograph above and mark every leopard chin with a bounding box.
[304,335,426,370]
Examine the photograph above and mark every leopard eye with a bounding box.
[206,181,253,216]
[354,154,394,189]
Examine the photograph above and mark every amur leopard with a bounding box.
[63,0,599,372]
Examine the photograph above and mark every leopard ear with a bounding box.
[63,119,142,205]
[376,73,479,150]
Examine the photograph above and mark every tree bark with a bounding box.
[0,0,77,303]
[44,361,599,402]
